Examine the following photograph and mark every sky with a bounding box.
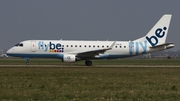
[0,0,180,51]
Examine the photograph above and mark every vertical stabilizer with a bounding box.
[134,14,172,47]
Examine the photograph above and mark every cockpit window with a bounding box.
[19,43,23,47]
[14,43,23,47]
[15,43,20,46]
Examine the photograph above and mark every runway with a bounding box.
[0,65,180,68]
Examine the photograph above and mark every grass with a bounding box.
[0,67,180,101]
[1,58,180,65]
[0,58,180,100]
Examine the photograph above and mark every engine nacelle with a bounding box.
[62,54,77,62]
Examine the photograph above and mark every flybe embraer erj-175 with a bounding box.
[6,14,174,66]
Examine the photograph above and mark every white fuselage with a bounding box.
[6,40,162,60]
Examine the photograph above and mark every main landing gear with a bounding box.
[85,60,92,66]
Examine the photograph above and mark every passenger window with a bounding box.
[66,45,68,47]
[102,46,104,48]
[97,46,99,48]
[79,45,81,47]
[75,45,77,47]
[120,46,122,48]
[71,45,73,47]
[89,45,91,47]
[93,45,95,48]
[124,46,126,48]
[84,45,86,47]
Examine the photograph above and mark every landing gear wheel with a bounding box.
[26,61,29,66]
[24,57,30,66]
[85,60,92,66]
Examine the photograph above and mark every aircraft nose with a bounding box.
[6,48,13,55]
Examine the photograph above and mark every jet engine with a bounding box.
[62,54,80,62]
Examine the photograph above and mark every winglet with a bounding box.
[109,41,116,49]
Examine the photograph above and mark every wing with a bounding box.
[76,41,116,58]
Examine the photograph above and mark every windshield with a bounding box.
[19,43,23,47]
[14,43,23,47]
[15,43,20,46]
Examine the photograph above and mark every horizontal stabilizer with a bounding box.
[150,42,174,49]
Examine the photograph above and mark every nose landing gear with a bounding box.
[24,57,30,66]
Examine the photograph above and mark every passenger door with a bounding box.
[31,41,36,52]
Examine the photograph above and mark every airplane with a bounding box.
[6,14,174,66]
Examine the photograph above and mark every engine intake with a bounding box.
[62,54,80,62]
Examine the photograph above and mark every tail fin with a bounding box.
[134,14,172,47]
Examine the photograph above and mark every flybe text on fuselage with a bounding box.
[129,27,167,55]
[146,27,167,46]
[38,41,64,52]
[129,41,147,55]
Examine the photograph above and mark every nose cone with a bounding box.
[6,48,13,55]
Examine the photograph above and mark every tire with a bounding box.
[26,62,29,66]
[85,60,92,66]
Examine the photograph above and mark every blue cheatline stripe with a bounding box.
[107,55,134,59]
[95,54,134,59]
[7,53,133,59]
[6,53,64,59]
